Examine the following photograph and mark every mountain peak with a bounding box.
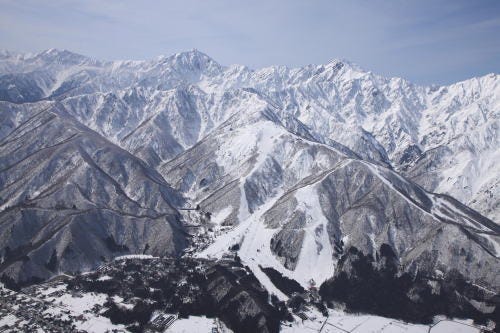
[150,49,223,79]
[320,58,360,71]
[38,48,81,57]
[34,48,91,65]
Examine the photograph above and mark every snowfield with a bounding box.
[281,310,481,333]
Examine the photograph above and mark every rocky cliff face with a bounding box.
[0,49,498,299]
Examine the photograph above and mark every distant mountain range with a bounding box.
[0,49,498,319]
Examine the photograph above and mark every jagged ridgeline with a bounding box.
[0,49,498,328]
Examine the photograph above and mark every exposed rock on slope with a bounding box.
[0,101,186,285]
[0,49,498,300]
[162,105,499,292]
[0,50,497,220]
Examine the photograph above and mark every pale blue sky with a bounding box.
[0,0,499,85]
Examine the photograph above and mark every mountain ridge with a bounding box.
[0,49,498,300]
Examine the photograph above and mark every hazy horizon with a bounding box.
[1,0,499,85]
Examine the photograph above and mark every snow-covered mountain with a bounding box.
[0,49,498,301]
[1,49,496,220]
[0,100,186,283]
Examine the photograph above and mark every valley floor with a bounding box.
[0,262,489,333]
[282,310,481,333]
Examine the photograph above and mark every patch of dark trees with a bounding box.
[68,258,293,333]
[259,265,305,296]
[102,299,154,333]
[103,236,129,253]
[398,144,422,169]
[1,274,44,291]
[0,245,47,290]
[45,249,58,272]
[1,245,31,271]
[319,244,499,326]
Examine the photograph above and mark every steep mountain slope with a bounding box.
[405,75,499,220]
[1,49,496,221]
[200,61,499,222]
[158,103,498,293]
[0,101,186,285]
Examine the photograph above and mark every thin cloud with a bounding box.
[0,0,498,85]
